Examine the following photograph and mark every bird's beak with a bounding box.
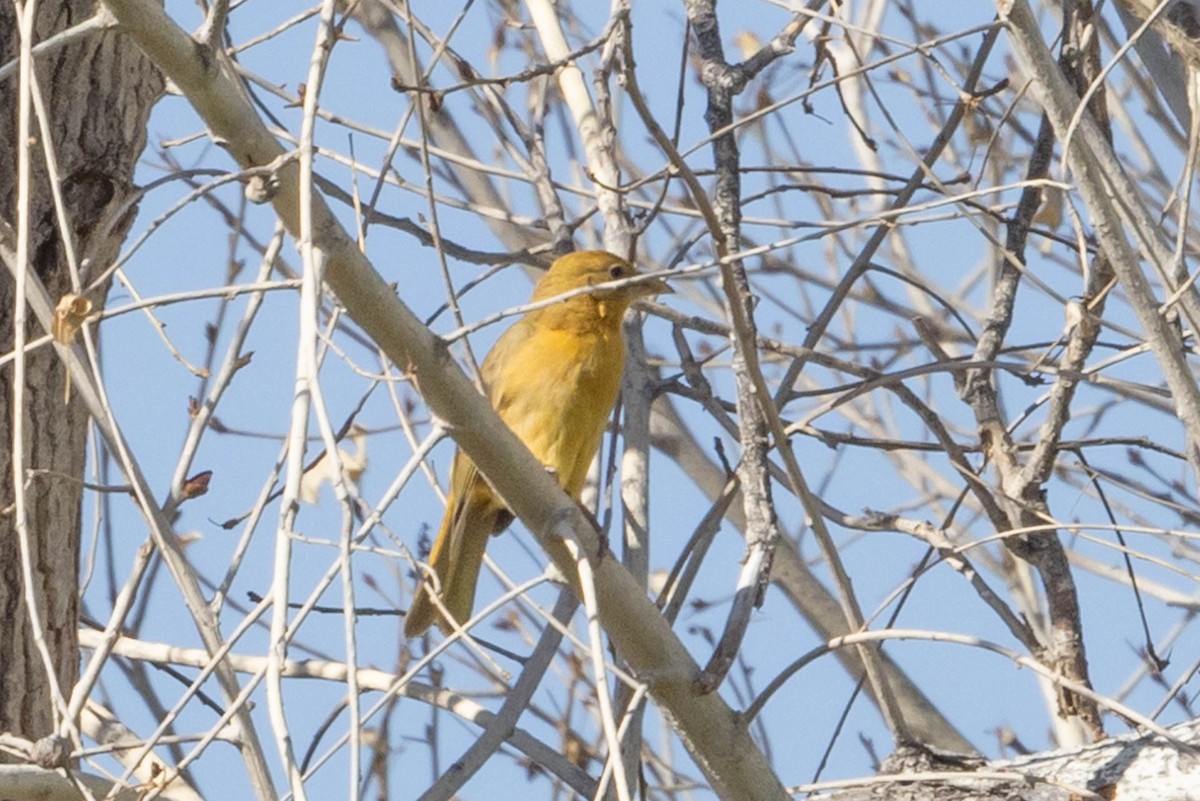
[636,276,673,297]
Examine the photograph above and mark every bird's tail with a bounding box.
[404,485,500,638]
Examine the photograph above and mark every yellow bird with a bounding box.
[405,250,671,637]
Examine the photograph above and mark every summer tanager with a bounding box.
[404,250,671,637]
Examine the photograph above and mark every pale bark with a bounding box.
[820,717,1200,801]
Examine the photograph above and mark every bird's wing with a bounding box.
[480,316,538,412]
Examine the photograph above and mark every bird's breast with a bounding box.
[490,325,625,497]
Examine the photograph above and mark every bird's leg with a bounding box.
[541,463,609,559]
[578,503,610,560]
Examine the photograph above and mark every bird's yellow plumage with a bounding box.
[405,250,671,637]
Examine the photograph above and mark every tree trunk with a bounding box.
[0,1,161,745]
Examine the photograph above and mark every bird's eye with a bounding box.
[608,265,624,279]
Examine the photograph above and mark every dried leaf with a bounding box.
[734,30,761,61]
[52,293,93,403]
[299,427,368,504]
[51,293,92,345]
[1033,188,1063,229]
[286,83,307,108]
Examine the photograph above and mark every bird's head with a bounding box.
[530,250,672,310]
